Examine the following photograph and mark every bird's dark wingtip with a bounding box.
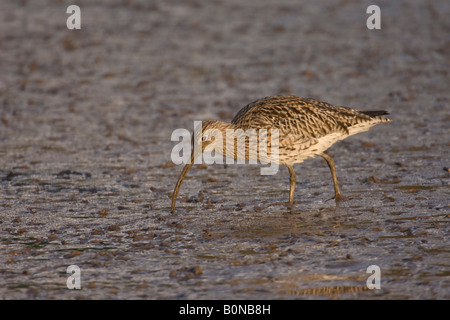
[362,110,390,117]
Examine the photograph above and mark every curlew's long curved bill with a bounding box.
[171,150,196,213]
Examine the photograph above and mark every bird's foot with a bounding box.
[325,193,346,203]
[285,200,298,214]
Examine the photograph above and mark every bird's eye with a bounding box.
[202,136,207,141]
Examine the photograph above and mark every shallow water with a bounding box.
[0,0,449,299]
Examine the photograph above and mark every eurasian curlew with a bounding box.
[171,95,390,212]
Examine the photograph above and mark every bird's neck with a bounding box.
[212,120,236,132]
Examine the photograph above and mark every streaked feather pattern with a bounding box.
[171,95,391,212]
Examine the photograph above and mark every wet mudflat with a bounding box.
[0,0,449,299]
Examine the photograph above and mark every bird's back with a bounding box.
[232,95,388,134]
[231,95,390,164]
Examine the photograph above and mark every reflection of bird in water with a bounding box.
[171,95,391,213]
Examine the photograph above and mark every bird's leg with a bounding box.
[287,165,296,204]
[320,153,343,202]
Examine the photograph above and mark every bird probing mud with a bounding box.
[171,95,390,213]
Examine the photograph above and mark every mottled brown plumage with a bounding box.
[171,95,390,212]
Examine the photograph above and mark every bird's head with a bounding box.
[172,120,230,213]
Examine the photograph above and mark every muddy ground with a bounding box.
[0,0,449,299]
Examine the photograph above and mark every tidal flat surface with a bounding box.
[0,0,449,299]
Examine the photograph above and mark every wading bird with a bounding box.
[171,95,390,213]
